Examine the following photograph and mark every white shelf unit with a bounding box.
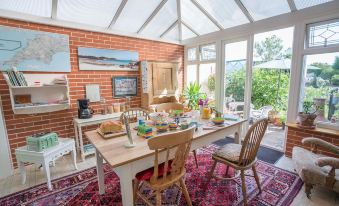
[3,73,70,114]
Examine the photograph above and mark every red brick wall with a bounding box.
[0,18,184,168]
[285,125,339,158]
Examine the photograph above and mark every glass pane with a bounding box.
[301,52,339,122]
[196,0,249,29]
[187,65,197,84]
[57,0,122,27]
[182,24,197,40]
[200,44,216,61]
[141,0,177,38]
[199,63,216,100]
[0,0,52,17]
[181,0,219,35]
[188,48,197,61]
[294,0,333,10]
[162,24,179,41]
[241,0,290,21]
[224,41,247,117]
[307,19,339,48]
[112,0,161,33]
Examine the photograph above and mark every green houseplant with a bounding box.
[184,82,205,110]
[298,101,318,127]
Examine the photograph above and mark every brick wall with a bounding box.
[285,125,339,158]
[0,18,184,168]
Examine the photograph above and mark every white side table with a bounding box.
[15,138,78,190]
[73,113,122,161]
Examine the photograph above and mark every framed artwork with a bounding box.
[113,76,138,97]
[78,47,139,71]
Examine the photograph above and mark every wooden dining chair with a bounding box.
[155,102,199,168]
[120,108,150,124]
[207,118,268,206]
[133,127,195,206]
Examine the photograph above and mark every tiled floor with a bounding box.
[1,152,338,205]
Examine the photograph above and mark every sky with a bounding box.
[225,26,338,66]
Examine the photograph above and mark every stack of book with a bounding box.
[137,125,153,139]
[6,68,28,86]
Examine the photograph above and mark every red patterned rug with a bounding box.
[0,145,303,206]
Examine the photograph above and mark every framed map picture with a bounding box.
[113,77,138,97]
[78,47,139,71]
[0,26,70,72]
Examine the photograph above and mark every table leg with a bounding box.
[78,126,85,162]
[18,161,26,185]
[73,121,80,149]
[42,161,52,190]
[96,149,105,195]
[71,145,78,170]
[114,165,134,206]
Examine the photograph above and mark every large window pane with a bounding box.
[241,0,290,21]
[0,0,52,17]
[182,24,197,40]
[199,63,215,100]
[196,0,248,29]
[301,52,339,122]
[224,41,247,116]
[188,48,197,61]
[162,24,179,41]
[200,44,216,61]
[307,19,339,48]
[294,0,333,10]
[187,65,197,84]
[57,0,121,27]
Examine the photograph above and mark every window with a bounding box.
[200,44,216,61]
[300,52,339,122]
[307,19,339,48]
[187,48,197,61]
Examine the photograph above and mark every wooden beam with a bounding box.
[108,0,128,29]
[137,0,168,34]
[190,0,224,30]
[287,0,297,12]
[235,0,254,23]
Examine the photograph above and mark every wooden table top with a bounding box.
[85,119,246,168]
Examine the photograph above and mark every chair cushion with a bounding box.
[135,160,173,181]
[214,143,242,163]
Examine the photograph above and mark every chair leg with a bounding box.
[305,183,313,199]
[240,170,248,206]
[252,166,261,193]
[206,160,217,185]
[133,179,139,205]
[193,150,198,168]
[180,178,192,206]
[155,190,161,206]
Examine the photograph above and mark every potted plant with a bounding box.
[298,101,318,127]
[184,82,205,110]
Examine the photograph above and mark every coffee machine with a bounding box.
[77,99,93,119]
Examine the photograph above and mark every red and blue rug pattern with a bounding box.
[0,145,303,206]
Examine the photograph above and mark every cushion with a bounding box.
[135,160,173,181]
[214,143,242,163]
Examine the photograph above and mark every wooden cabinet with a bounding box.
[140,61,179,109]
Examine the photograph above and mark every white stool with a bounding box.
[15,138,78,190]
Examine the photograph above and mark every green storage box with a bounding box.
[26,132,59,152]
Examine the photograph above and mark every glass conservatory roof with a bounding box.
[0,0,335,43]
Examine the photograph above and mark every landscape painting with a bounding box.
[113,76,138,97]
[78,47,139,71]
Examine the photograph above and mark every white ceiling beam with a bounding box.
[51,0,58,19]
[137,0,168,34]
[182,21,199,36]
[160,20,178,38]
[235,0,254,23]
[177,0,182,41]
[190,0,224,30]
[287,0,297,12]
[108,0,128,29]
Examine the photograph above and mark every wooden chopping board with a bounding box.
[96,128,127,139]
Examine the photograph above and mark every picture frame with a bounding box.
[113,76,138,97]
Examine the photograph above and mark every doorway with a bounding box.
[0,97,13,179]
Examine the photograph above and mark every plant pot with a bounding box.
[297,112,317,127]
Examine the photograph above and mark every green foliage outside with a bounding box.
[207,74,215,92]
[225,68,246,102]
[254,35,283,61]
[331,75,339,86]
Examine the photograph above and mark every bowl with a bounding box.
[149,112,169,122]
[155,122,169,132]
[212,117,225,125]
[169,122,178,130]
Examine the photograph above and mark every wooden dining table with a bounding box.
[85,119,246,206]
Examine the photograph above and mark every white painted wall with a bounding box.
[0,96,13,179]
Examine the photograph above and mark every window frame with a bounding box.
[306,18,339,49]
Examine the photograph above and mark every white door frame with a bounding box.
[0,96,13,179]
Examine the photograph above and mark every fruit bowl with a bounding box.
[155,122,169,132]
[212,117,225,125]
[169,122,178,130]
